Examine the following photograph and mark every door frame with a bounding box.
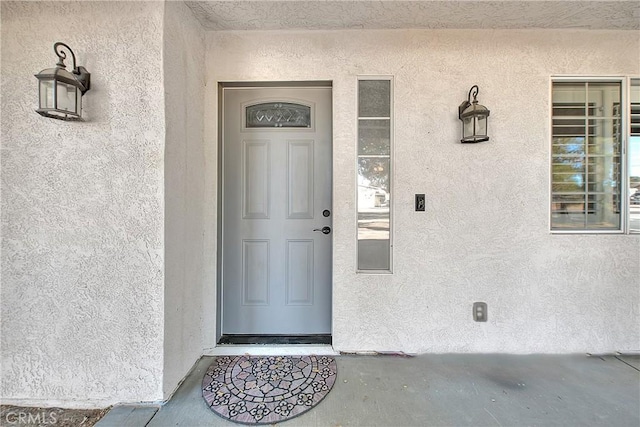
[216,81,334,344]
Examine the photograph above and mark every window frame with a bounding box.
[627,76,640,234]
[549,76,630,234]
[356,75,394,273]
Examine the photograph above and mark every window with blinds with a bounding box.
[632,102,640,137]
[551,81,622,231]
[629,78,640,233]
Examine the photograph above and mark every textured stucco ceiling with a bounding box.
[184,1,640,31]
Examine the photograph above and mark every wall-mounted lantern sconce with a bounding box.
[458,85,490,143]
[35,42,91,121]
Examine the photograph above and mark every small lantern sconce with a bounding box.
[35,42,91,121]
[458,85,490,143]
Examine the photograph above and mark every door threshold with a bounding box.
[204,344,338,356]
[219,334,331,345]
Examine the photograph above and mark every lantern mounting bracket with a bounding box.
[53,42,90,93]
[458,84,479,119]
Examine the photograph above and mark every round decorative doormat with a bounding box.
[202,355,337,425]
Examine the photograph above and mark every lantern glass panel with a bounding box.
[56,81,76,113]
[76,89,82,114]
[39,79,54,109]
[463,116,474,138]
[476,115,487,136]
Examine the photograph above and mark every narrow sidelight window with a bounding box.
[357,78,392,271]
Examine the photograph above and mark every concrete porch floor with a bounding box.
[97,354,640,426]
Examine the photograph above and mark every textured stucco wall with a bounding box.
[163,0,205,399]
[1,1,166,406]
[205,29,640,353]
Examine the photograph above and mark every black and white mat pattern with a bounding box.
[202,355,337,424]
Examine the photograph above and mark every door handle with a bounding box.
[313,226,331,235]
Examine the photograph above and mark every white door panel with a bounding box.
[222,87,332,335]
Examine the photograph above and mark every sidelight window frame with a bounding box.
[356,75,394,273]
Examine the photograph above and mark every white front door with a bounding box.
[222,86,332,335]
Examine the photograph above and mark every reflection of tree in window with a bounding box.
[358,158,389,193]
